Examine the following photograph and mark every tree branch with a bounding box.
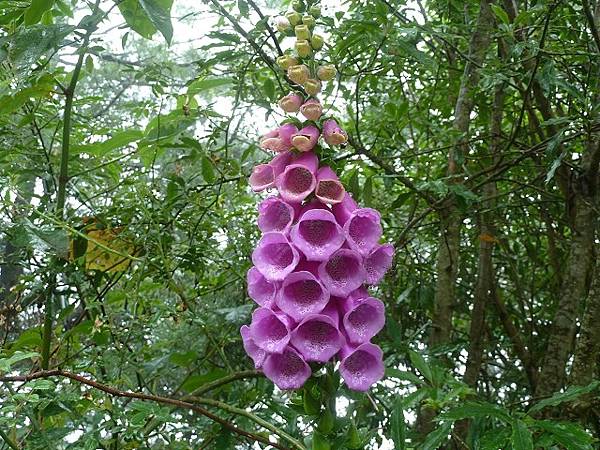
[0,370,291,450]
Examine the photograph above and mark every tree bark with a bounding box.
[429,0,495,349]
[535,139,599,398]
[571,257,600,386]
[418,0,495,438]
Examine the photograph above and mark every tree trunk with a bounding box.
[571,257,600,386]
[418,0,495,438]
[535,139,599,398]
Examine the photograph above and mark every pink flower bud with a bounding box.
[291,125,320,152]
[278,92,303,113]
[260,123,298,152]
[317,65,337,81]
[303,78,321,96]
[323,119,348,146]
[300,99,323,121]
[287,64,310,85]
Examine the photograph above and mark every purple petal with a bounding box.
[263,346,311,390]
[364,244,394,284]
[344,208,382,255]
[332,192,358,226]
[270,151,294,178]
[339,343,384,391]
[276,271,330,320]
[247,267,277,307]
[295,258,321,276]
[252,232,300,281]
[241,325,266,368]
[249,307,291,353]
[318,249,366,297]
[258,196,296,233]
[279,124,299,146]
[290,209,345,261]
[316,166,345,205]
[291,314,344,362]
[276,165,317,203]
[343,297,385,344]
[249,164,275,192]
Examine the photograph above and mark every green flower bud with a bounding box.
[286,11,302,26]
[309,6,321,18]
[317,64,337,81]
[292,0,305,12]
[295,39,312,58]
[311,34,324,50]
[277,55,299,69]
[302,14,316,28]
[294,24,311,40]
[303,78,321,96]
[287,64,310,85]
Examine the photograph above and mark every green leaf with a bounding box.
[187,77,233,95]
[439,402,512,423]
[303,388,321,415]
[24,0,55,25]
[490,4,510,24]
[0,351,39,372]
[408,349,432,383]
[238,0,249,16]
[385,368,424,385]
[118,0,173,43]
[201,156,216,183]
[535,420,595,450]
[139,0,173,44]
[24,221,69,258]
[263,77,275,101]
[511,420,533,450]
[527,382,600,414]
[421,422,451,450]
[312,431,331,450]
[363,176,373,207]
[72,130,143,156]
[85,54,94,72]
[390,400,406,450]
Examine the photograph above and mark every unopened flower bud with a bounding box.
[287,64,310,85]
[292,0,305,12]
[303,78,322,96]
[275,16,291,32]
[295,39,312,58]
[300,99,323,121]
[309,6,321,18]
[279,92,303,113]
[277,55,298,69]
[311,34,324,50]
[317,64,337,81]
[286,11,302,26]
[294,24,311,40]
[302,15,316,28]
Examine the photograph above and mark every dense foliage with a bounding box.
[0,0,599,449]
